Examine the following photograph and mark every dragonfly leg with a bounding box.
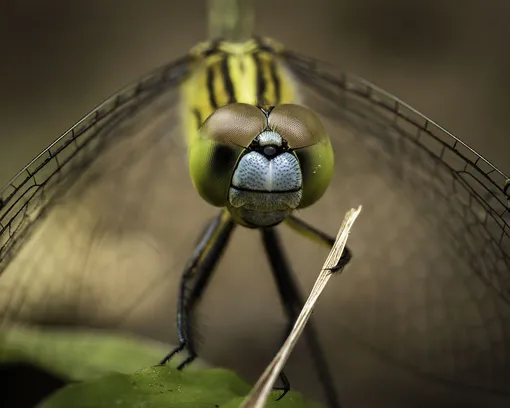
[260,227,342,408]
[284,215,352,272]
[159,209,236,369]
[272,371,291,401]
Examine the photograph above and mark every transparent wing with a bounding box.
[1,47,510,408]
[279,50,510,402]
[0,55,215,335]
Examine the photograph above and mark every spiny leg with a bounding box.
[285,215,352,272]
[160,209,236,369]
[260,227,342,408]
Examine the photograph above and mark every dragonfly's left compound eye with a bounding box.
[188,103,267,207]
[268,104,334,209]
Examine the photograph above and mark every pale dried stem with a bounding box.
[240,205,363,408]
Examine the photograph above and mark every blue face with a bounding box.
[228,130,303,227]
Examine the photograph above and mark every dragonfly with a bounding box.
[1,1,510,407]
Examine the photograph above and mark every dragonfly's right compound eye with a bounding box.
[188,103,267,207]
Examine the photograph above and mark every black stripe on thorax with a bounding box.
[252,52,266,105]
[192,108,202,130]
[220,55,236,104]
[206,65,218,109]
[206,52,237,110]
[252,49,282,106]
[269,58,281,104]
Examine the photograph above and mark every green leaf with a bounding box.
[37,365,322,408]
[0,324,207,382]
[1,326,321,408]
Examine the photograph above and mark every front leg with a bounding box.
[159,209,236,369]
[285,215,352,272]
[260,227,343,408]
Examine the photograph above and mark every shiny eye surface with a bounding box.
[269,104,335,208]
[188,103,266,207]
[268,104,330,148]
[199,103,267,147]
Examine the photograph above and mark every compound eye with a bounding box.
[268,104,329,149]
[200,103,267,148]
[268,104,334,208]
[188,103,267,206]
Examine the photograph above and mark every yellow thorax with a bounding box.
[181,38,298,150]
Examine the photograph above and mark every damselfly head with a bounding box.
[188,103,334,228]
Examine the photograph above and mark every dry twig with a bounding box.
[240,205,362,408]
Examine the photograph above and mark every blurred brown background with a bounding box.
[0,0,509,186]
[1,1,510,408]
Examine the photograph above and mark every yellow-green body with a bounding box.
[181,38,297,146]
[180,37,335,227]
